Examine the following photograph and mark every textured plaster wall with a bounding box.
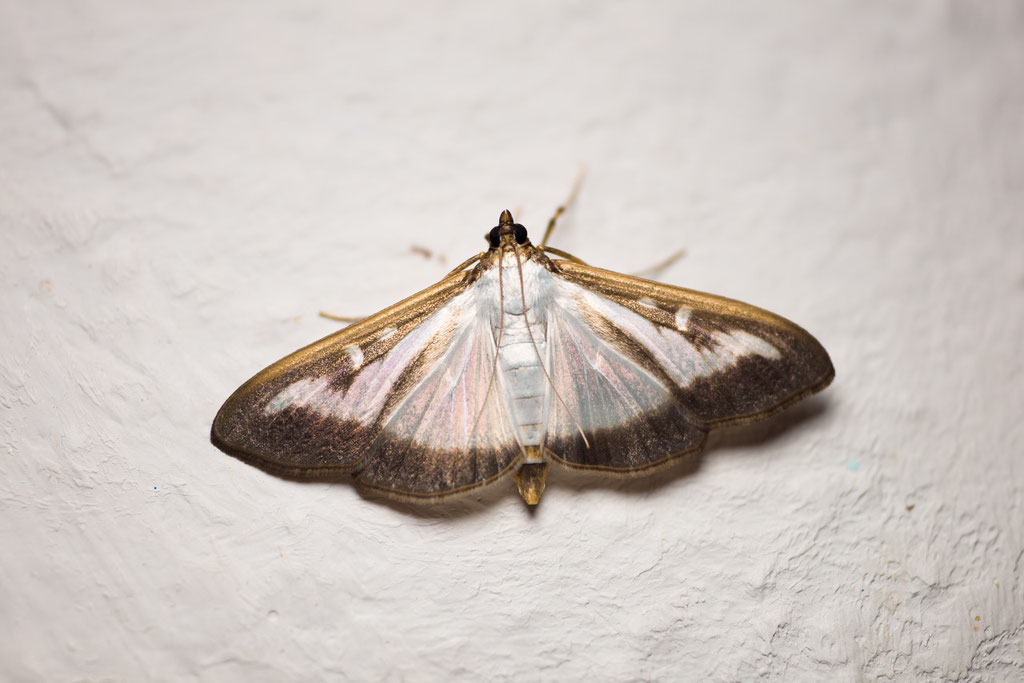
[2,1,1023,681]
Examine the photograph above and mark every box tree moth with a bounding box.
[212,209,834,505]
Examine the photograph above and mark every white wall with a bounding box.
[2,2,1022,680]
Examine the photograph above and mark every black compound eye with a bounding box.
[513,224,528,244]
[488,226,501,248]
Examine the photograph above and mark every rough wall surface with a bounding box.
[2,2,1022,681]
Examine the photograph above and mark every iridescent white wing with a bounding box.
[212,270,522,500]
[541,261,834,471]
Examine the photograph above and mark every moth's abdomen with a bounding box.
[496,310,547,447]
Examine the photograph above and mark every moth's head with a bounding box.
[486,209,530,250]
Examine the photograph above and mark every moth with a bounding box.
[212,209,834,505]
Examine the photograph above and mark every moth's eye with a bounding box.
[488,226,501,248]
[513,224,528,244]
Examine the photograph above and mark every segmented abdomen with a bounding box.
[497,308,547,446]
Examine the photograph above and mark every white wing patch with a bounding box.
[263,294,465,422]
[565,282,780,388]
[344,344,364,368]
[546,297,673,438]
[378,311,517,452]
[262,280,518,454]
[674,307,691,331]
[264,376,328,415]
[728,330,781,360]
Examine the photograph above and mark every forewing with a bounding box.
[544,261,833,471]
[211,272,521,499]
[555,261,834,426]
